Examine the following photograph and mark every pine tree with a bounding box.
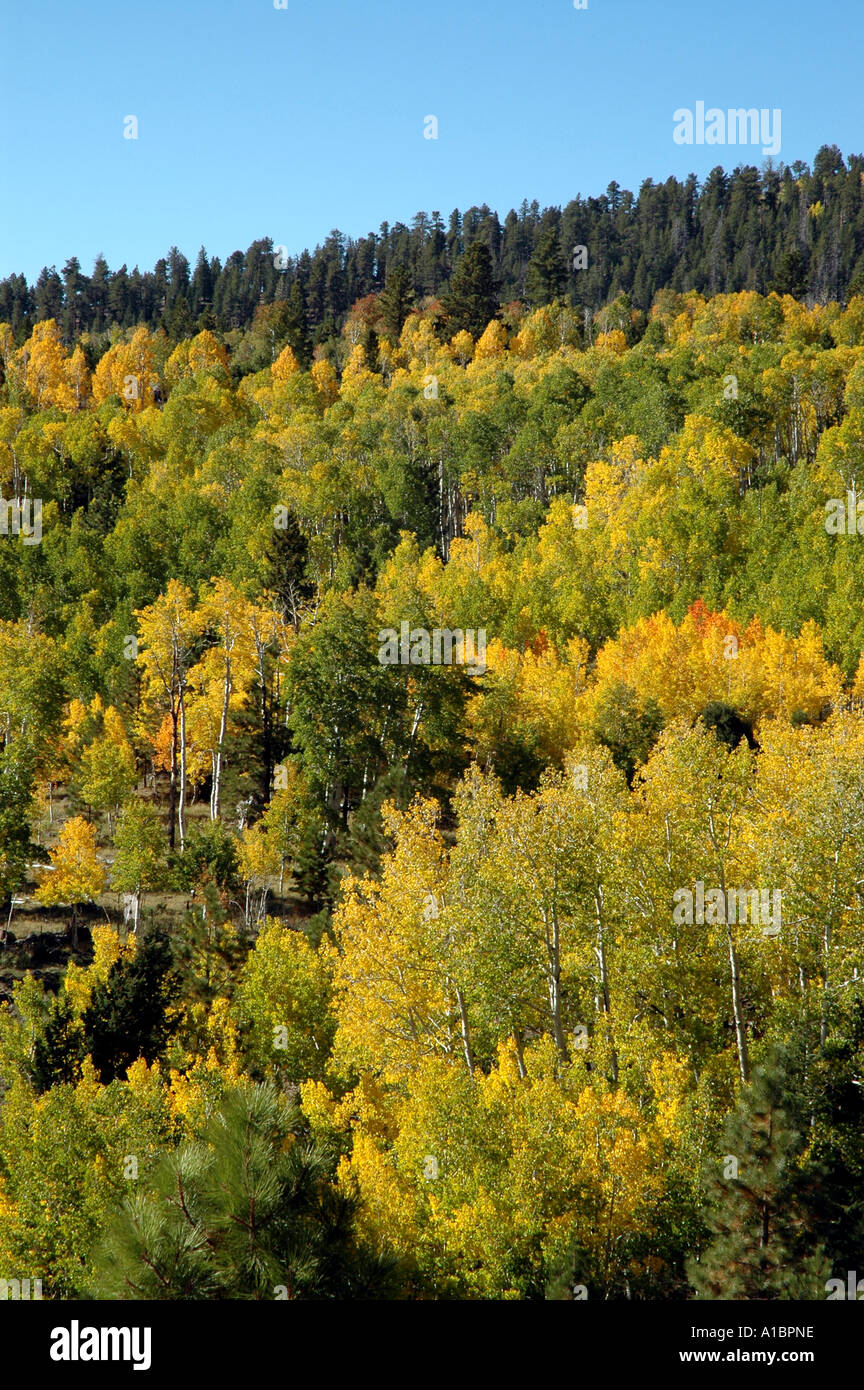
[33,992,86,1092]
[444,242,498,338]
[592,682,663,783]
[82,926,178,1082]
[284,278,311,365]
[799,998,864,1277]
[378,264,415,341]
[263,509,312,629]
[88,1082,401,1299]
[700,701,756,752]
[688,1047,832,1299]
[525,221,566,305]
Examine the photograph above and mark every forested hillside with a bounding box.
[2,268,864,1299]
[3,144,864,350]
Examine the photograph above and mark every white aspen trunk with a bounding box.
[710,813,750,1085]
[725,917,750,1084]
[454,983,474,1073]
[212,653,232,820]
[594,884,618,1085]
[178,690,188,849]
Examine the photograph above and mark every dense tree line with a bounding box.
[3,146,864,353]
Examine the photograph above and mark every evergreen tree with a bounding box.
[378,263,415,341]
[87,253,111,332]
[32,991,85,1092]
[771,246,809,298]
[688,1048,832,1300]
[797,998,864,1277]
[189,246,213,320]
[592,682,663,783]
[82,926,179,1082]
[61,257,87,342]
[444,242,498,338]
[525,221,566,305]
[263,509,313,628]
[88,1082,402,1299]
[33,265,64,322]
[700,701,757,752]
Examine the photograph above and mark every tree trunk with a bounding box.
[594,885,619,1084]
[547,911,568,1060]
[168,706,179,850]
[212,654,232,820]
[710,813,750,1085]
[453,982,474,1073]
[178,691,188,849]
[726,924,750,1084]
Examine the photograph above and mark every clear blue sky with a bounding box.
[0,0,859,281]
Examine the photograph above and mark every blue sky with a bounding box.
[0,0,860,281]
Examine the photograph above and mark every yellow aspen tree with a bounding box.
[330,798,458,1080]
[634,721,755,1084]
[18,321,77,410]
[191,578,257,820]
[238,824,280,928]
[135,581,203,849]
[471,319,508,361]
[78,705,138,828]
[310,358,339,407]
[165,329,230,387]
[36,816,107,947]
[66,345,91,408]
[92,327,159,411]
[271,343,299,382]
